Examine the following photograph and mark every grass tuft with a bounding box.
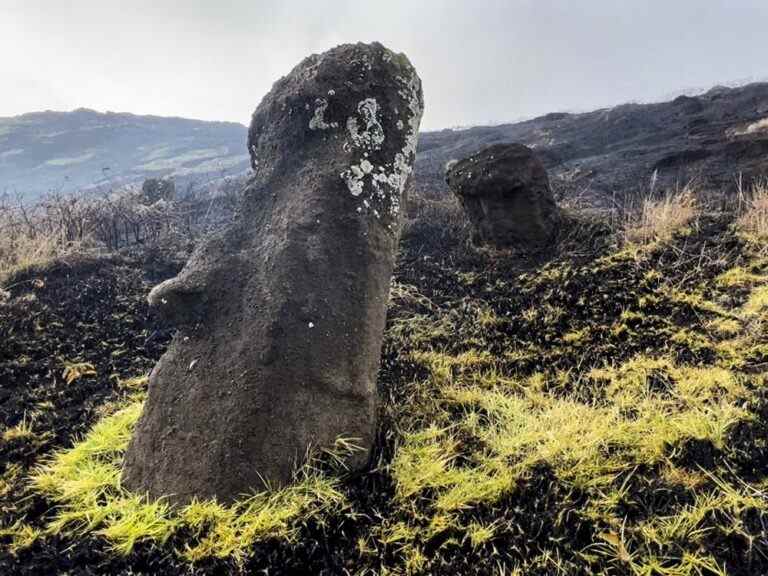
[736,180,768,243]
[29,399,347,563]
[61,361,97,385]
[623,187,699,246]
[0,231,62,286]
[0,521,43,554]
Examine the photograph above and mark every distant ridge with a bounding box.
[3,82,768,203]
[415,82,768,205]
[0,108,250,198]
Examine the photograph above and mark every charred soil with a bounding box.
[1,212,767,575]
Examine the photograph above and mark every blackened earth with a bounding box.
[1,214,767,575]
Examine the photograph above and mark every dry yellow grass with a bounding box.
[623,187,699,246]
[736,180,768,242]
[0,231,62,286]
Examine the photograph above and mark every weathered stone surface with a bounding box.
[121,42,423,504]
[445,143,560,247]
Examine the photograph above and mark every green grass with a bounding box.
[29,398,347,563]
[375,216,768,574]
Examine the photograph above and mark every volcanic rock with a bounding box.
[445,143,560,247]
[121,42,424,504]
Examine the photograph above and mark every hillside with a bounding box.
[1,80,768,575]
[0,109,250,198]
[1,196,767,575]
[2,83,768,202]
[415,83,768,205]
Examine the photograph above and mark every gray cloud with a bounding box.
[2,0,767,130]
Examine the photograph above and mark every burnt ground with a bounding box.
[1,212,767,575]
[0,255,182,574]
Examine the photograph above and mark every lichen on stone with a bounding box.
[308,98,338,131]
[339,60,423,228]
[346,98,385,151]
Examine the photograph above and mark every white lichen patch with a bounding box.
[345,175,364,197]
[339,65,423,227]
[382,70,424,214]
[308,98,338,130]
[346,98,385,151]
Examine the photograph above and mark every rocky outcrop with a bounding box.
[445,143,560,247]
[121,42,424,505]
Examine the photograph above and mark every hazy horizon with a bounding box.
[3,1,768,130]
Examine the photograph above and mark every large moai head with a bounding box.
[246,42,423,231]
[121,43,423,505]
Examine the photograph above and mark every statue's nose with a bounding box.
[148,275,207,327]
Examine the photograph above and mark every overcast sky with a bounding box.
[2,1,767,130]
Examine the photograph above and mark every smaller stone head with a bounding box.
[445,143,561,248]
